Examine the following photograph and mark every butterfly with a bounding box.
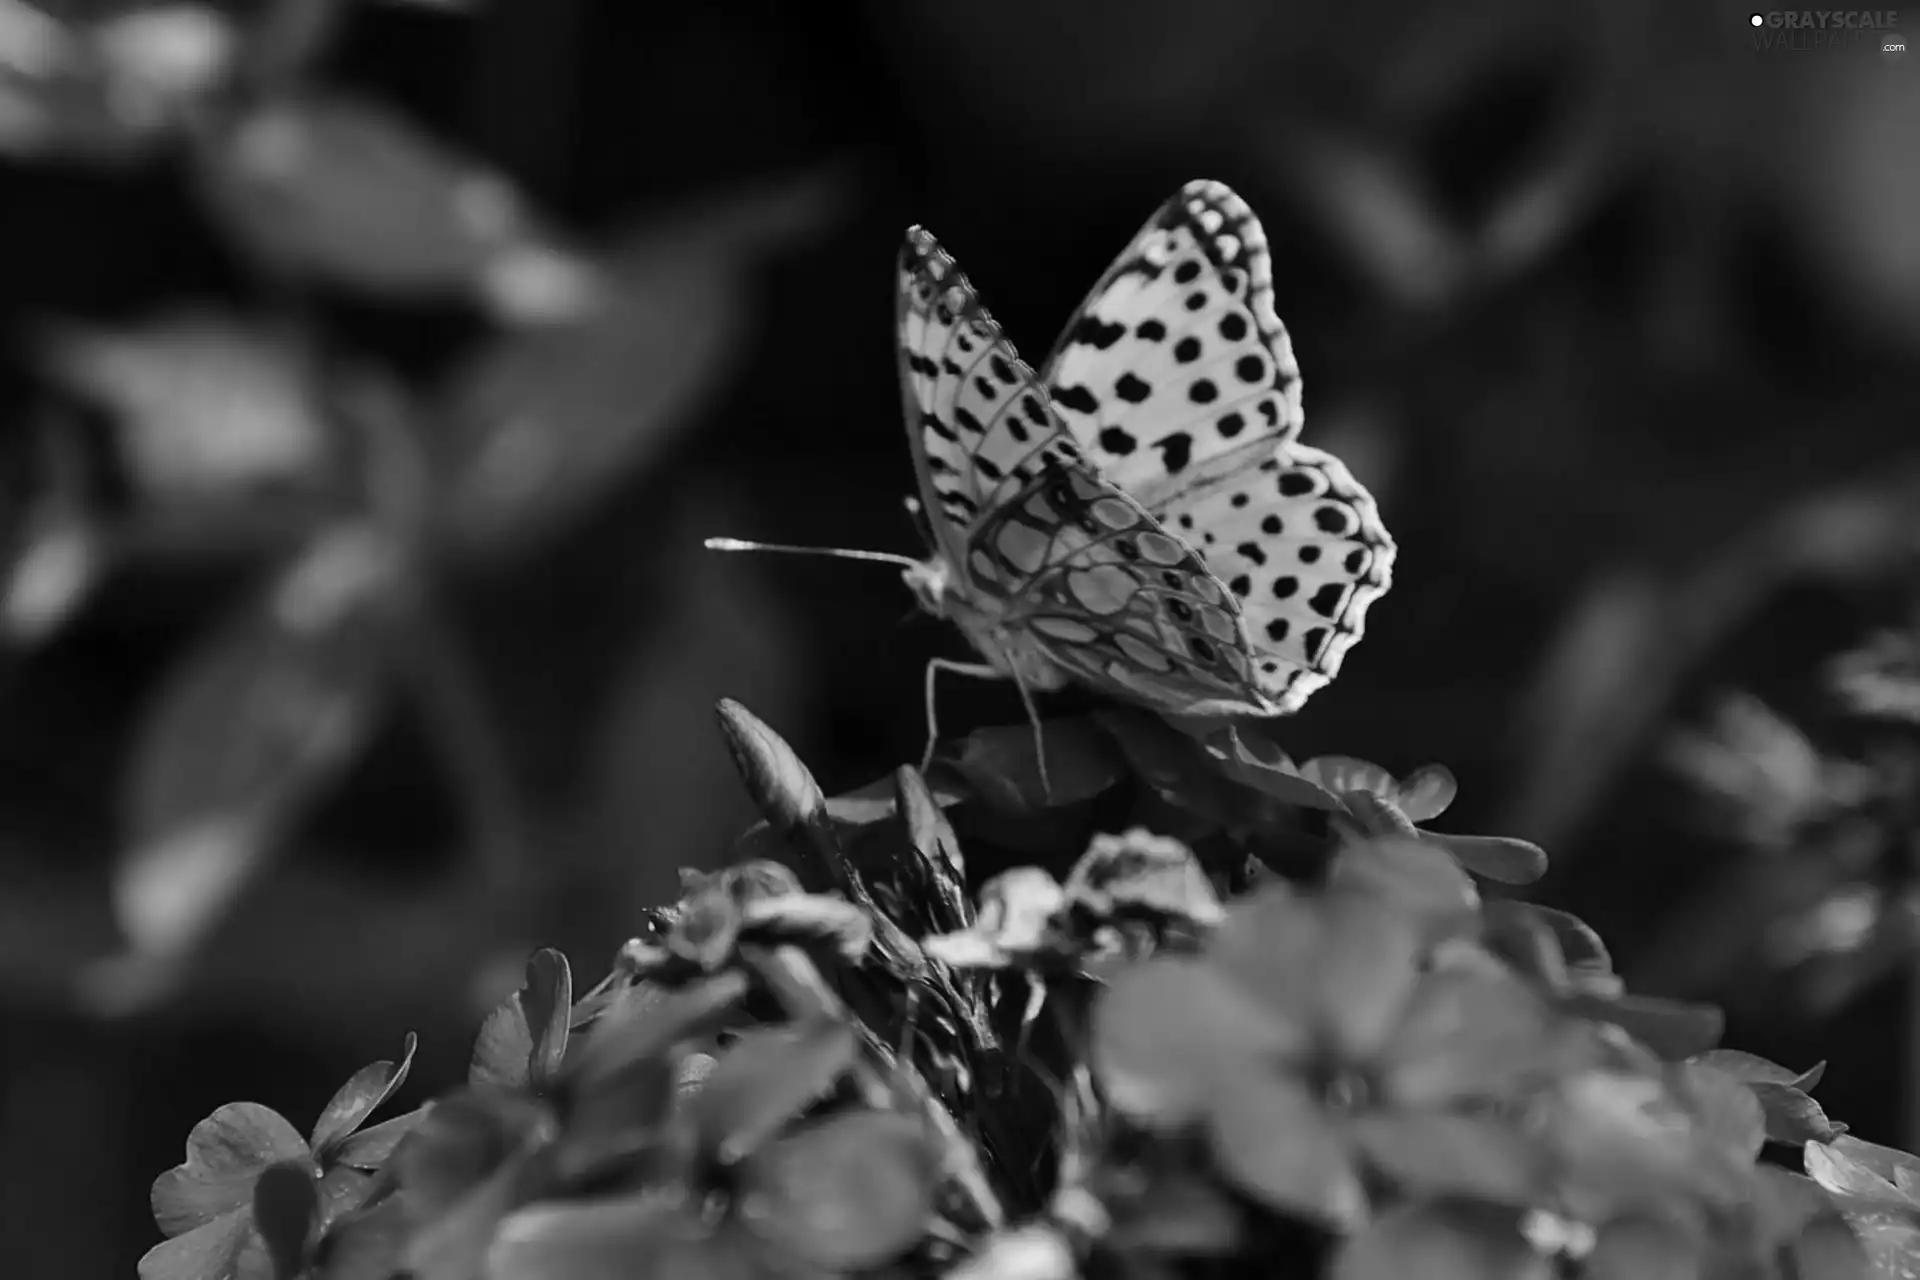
[712,181,1393,786]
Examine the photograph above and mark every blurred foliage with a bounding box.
[1,0,1918,1274]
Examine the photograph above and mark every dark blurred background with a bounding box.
[1,0,1917,1273]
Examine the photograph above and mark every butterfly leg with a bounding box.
[921,657,1007,773]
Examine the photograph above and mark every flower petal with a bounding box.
[470,948,572,1089]
[1204,1068,1365,1229]
[739,1112,935,1270]
[311,1033,419,1159]
[485,1193,691,1280]
[1331,1203,1550,1280]
[138,1210,269,1280]
[1091,958,1304,1128]
[689,1021,859,1164]
[1310,894,1423,1062]
[330,1104,432,1172]
[1583,1218,1699,1280]
[153,1103,311,1237]
[1350,1109,1544,1206]
[1378,970,1567,1107]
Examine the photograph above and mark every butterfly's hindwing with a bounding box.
[1157,442,1394,713]
[1044,179,1304,510]
[968,460,1276,715]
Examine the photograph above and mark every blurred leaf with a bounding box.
[311,1033,419,1160]
[1329,836,1478,929]
[114,527,401,964]
[690,1021,858,1165]
[739,1111,935,1269]
[821,769,968,827]
[1584,1218,1698,1280]
[1161,715,1346,810]
[331,1106,431,1171]
[1677,1061,1767,1165]
[1350,1110,1542,1206]
[37,313,333,504]
[1697,1049,1825,1091]
[2,510,101,643]
[426,231,751,557]
[1561,992,1724,1061]
[1206,1066,1364,1227]
[195,91,573,304]
[950,717,1124,812]
[485,1195,686,1280]
[470,949,572,1089]
[313,1196,409,1280]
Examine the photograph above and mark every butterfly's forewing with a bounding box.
[895,226,1280,718]
[1044,180,1395,712]
[897,228,1083,567]
[968,459,1280,717]
[1043,179,1304,510]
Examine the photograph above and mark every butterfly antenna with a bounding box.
[704,537,921,570]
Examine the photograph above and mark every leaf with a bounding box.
[1161,716,1346,810]
[1378,970,1569,1108]
[252,1159,320,1280]
[116,528,399,963]
[1584,1218,1699,1280]
[739,1111,936,1269]
[950,718,1125,812]
[391,1087,553,1223]
[330,1106,432,1171]
[1090,958,1304,1127]
[1206,1067,1364,1228]
[564,972,751,1090]
[1092,706,1294,827]
[1522,905,1614,976]
[485,1194,690,1280]
[1328,836,1478,931]
[36,313,331,503]
[1677,1061,1767,1165]
[1787,1213,1876,1280]
[1806,1143,1918,1210]
[311,1033,418,1159]
[1694,1049,1809,1087]
[195,92,568,303]
[1479,901,1573,992]
[1750,1083,1844,1145]
[153,1103,311,1237]
[1561,992,1725,1061]
[1827,1137,1920,1192]
[428,225,754,555]
[1330,1203,1549,1280]
[821,770,968,827]
[1349,1109,1543,1206]
[1419,833,1549,885]
[470,949,572,1088]
[689,1021,859,1164]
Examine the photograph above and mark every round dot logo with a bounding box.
[1750,11,1764,25]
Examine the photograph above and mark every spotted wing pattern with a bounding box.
[966,458,1278,716]
[1042,179,1395,712]
[894,225,1281,717]
[1043,179,1303,509]
[1157,442,1394,713]
[896,227,1087,566]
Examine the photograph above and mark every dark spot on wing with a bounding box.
[1219,314,1248,341]
[1115,373,1152,403]
[1053,384,1099,414]
[1156,432,1193,473]
[989,355,1018,383]
[1173,260,1201,285]
[1235,541,1267,566]
[1299,546,1322,564]
[1303,627,1329,661]
[1345,549,1370,573]
[1167,598,1194,623]
[1309,583,1346,617]
[1218,412,1245,439]
[1099,427,1137,455]
[1173,336,1201,364]
[1236,355,1265,383]
[1279,472,1314,497]
[974,456,1004,481]
[1070,317,1126,350]
[1189,379,1218,404]
[1135,319,1167,342]
[1188,636,1217,663]
[1261,515,1283,535]
[1271,576,1299,599]
[1229,574,1251,597]
[1265,618,1290,642]
[1230,493,1249,509]
[1185,291,1208,312]
[1314,506,1350,534]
